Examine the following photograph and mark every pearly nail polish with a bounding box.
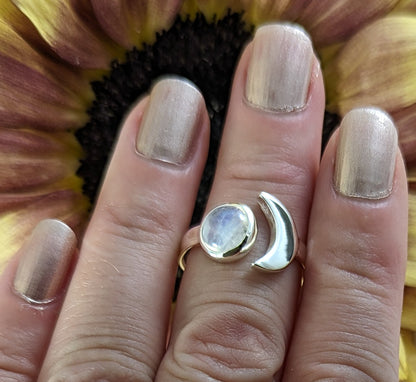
[245,23,314,112]
[334,107,398,199]
[136,77,204,165]
[13,219,77,304]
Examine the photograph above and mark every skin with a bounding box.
[0,34,408,381]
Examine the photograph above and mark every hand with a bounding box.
[0,23,407,381]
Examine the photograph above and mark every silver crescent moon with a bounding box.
[252,192,298,272]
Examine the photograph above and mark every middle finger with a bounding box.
[157,23,325,381]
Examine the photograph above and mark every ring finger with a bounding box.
[157,23,325,381]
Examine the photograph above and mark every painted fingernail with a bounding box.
[245,23,314,112]
[136,77,204,165]
[334,107,398,199]
[13,219,77,304]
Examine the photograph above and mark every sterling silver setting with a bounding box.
[199,203,257,261]
[178,192,304,272]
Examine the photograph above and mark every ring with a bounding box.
[178,192,305,272]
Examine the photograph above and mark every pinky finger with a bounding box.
[0,219,77,381]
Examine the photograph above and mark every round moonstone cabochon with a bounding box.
[200,203,257,261]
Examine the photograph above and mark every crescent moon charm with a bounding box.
[252,192,298,272]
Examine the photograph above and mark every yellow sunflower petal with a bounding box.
[407,261,416,287]
[401,330,416,381]
[0,188,89,269]
[0,0,52,52]
[403,287,416,331]
[12,0,123,69]
[408,192,416,287]
[409,169,416,183]
[325,15,416,116]
[400,333,409,381]
[0,12,92,129]
[91,0,148,48]
[0,128,81,192]
[184,0,246,22]
[285,0,399,47]
[392,104,416,162]
[146,0,183,38]
[395,0,416,12]
[239,0,292,25]
[0,8,93,102]
[0,127,88,267]
[190,0,296,24]
[91,0,183,48]
[0,61,89,130]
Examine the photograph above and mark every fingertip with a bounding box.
[221,23,325,191]
[229,22,325,120]
[13,219,77,305]
[313,107,408,281]
[0,219,76,380]
[322,107,408,207]
[113,76,210,170]
[334,108,399,200]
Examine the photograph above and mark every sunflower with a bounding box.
[0,0,415,379]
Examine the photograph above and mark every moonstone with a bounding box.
[200,204,251,259]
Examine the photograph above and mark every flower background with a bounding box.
[0,0,415,379]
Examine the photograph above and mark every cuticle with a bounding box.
[242,94,308,115]
[12,287,58,308]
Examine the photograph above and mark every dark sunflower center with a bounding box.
[76,11,339,223]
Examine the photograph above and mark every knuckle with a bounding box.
[220,154,312,223]
[0,368,32,382]
[91,193,177,254]
[43,313,159,382]
[45,347,154,382]
[167,305,284,381]
[101,194,175,238]
[0,331,37,381]
[316,208,406,290]
[224,148,311,192]
[301,354,397,382]
[293,318,399,381]
[314,231,402,300]
[42,308,161,381]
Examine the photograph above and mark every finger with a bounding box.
[39,77,209,381]
[284,108,408,381]
[157,23,325,381]
[0,219,76,381]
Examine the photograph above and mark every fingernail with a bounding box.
[334,107,398,199]
[245,23,314,112]
[13,219,77,304]
[136,77,204,165]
